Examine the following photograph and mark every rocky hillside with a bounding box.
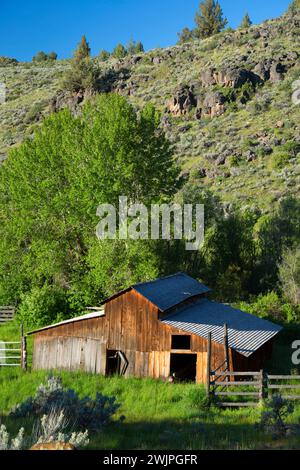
[1,11,300,211]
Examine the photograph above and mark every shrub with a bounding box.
[227,155,239,167]
[0,56,18,66]
[10,376,121,433]
[33,51,48,63]
[48,52,58,61]
[17,285,70,329]
[268,151,290,170]
[0,425,25,450]
[238,292,298,323]
[33,409,89,448]
[261,394,294,439]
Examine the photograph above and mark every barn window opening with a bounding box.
[170,353,197,382]
[106,350,121,376]
[171,335,191,350]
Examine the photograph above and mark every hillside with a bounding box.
[0,10,300,211]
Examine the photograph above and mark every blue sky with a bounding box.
[1,0,291,61]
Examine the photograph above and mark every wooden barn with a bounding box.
[28,273,282,384]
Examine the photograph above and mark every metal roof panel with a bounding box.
[133,272,210,311]
[161,299,282,357]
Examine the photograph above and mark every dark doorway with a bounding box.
[171,335,191,350]
[170,353,197,382]
[106,350,120,376]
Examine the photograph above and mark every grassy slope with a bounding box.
[0,14,299,210]
[1,321,300,450]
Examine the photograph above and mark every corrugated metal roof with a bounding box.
[133,272,211,312]
[161,298,282,357]
[27,309,105,335]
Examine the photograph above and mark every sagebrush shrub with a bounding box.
[261,394,294,438]
[10,376,121,432]
[0,425,25,450]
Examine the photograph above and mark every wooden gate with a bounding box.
[210,370,264,407]
[209,371,300,407]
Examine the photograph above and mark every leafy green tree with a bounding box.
[0,94,179,312]
[194,0,228,38]
[239,13,252,29]
[254,196,300,292]
[279,248,300,306]
[112,43,127,59]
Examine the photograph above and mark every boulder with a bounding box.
[269,62,286,83]
[201,67,260,89]
[152,56,162,65]
[216,155,227,166]
[200,69,217,87]
[30,442,75,451]
[166,85,197,116]
[50,90,86,114]
[203,91,226,118]
[253,61,270,81]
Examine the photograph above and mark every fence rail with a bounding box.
[0,325,27,370]
[209,370,300,407]
[0,307,15,323]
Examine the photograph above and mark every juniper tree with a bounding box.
[99,50,110,61]
[239,13,252,29]
[61,36,97,93]
[74,35,91,62]
[112,43,127,59]
[126,39,144,55]
[194,0,227,39]
[177,27,194,44]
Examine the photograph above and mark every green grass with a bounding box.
[0,368,300,450]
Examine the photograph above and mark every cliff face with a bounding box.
[0,11,300,210]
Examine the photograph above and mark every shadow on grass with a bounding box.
[86,419,266,451]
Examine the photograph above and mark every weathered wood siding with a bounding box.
[33,335,106,374]
[31,289,270,383]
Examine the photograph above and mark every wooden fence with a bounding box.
[0,325,27,370]
[209,370,300,407]
[0,306,15,324]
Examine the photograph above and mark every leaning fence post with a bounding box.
[207,332,212,397]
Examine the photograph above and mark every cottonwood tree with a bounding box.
[279,248,300,306]
[0,94,180,308]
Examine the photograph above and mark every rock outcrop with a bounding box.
[166,85,197,116]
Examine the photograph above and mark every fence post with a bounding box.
[259,369,264,402]
[223,323,229,378]
[207,332,212,397]
[20,323,27,371]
